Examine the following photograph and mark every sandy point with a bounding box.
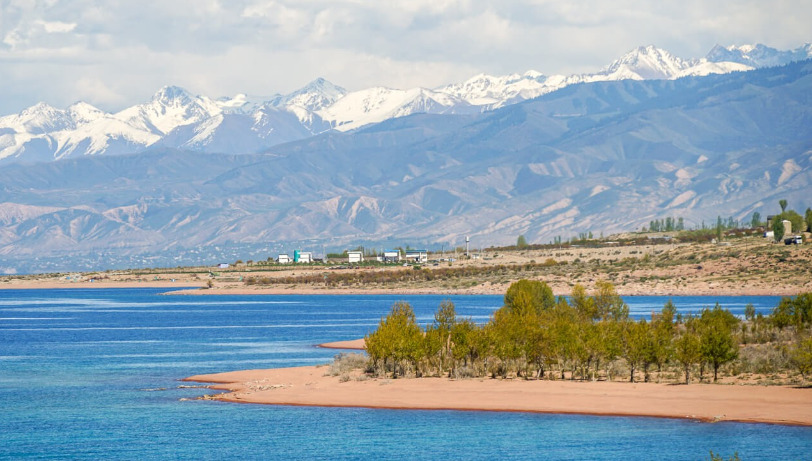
[184,365,812,427]
[317,339,366,350]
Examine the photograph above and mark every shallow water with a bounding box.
[1,289,809,460]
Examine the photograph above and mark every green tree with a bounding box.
[593,281,629,321]
[449,319,489,376]
[806,207,812,233]
[674,330,702,384]
[365,301,424,378]
[503,279,555,316]
[779,199,788,212]
[773,216,785,242]
[423,324,443,376]
[593,319,623,381]
[650,302,676,378]
[790,337,812,382]
[750,211,762,228]
[571,283,597,320]
[770,293,812,330]
[781,210,805,236]
[431,300,457,375]
[517,234,528,248]
[547,301,581,380]
[716,216,723,241]
[699,306,739,382]
[744,303,756,322]
[487,307,525,378]
[623,319,651,383]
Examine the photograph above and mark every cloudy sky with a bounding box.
[1,0,809,114]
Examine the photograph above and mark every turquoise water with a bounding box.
[1,289,810,460]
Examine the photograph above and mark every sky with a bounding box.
[1,0,810,115]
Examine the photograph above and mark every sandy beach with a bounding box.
[185,365,812,426]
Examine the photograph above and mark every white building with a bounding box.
[297,252,313,263]
[379,249,401,263]
[277,254,291,264]
[404,249,428,263]
[347,251,364,263]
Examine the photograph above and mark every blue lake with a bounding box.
[1,289,810,459]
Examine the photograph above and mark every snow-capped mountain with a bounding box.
[435,45,753,112]
[706,43,812,68]
[1,42,810,163]
[114,85,222,136]
[316,86,476,132]
[268,77,347,112]
[599,45,690,80]
[0,101,159,162]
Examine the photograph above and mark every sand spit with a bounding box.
[185,366,812,426]
[317,339,366,350]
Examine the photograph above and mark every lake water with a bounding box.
[1,289,810,459]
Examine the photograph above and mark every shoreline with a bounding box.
[0,282,797,297]
[166,285,800,297]
[184,365,812,427]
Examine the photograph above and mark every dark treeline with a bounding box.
[363,281,812,384]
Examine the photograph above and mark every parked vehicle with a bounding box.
[784,235,803,245]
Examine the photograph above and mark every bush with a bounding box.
[327,353,369,376]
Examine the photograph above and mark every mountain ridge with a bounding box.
[0,59,810,273]
[2,42,810,164]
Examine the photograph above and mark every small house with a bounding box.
[217,263,230,269]
[277,254,291,264]
[347,251,364,263]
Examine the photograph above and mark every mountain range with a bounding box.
[2,43,810,164]
[0,43,811,273]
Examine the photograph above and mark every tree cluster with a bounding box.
[648,217,685,232]
[364,280,812,384]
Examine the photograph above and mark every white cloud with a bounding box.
[36,20,77,34]
[0,0,810,114]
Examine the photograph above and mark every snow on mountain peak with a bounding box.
[271,77,348,112]
[152,85,194,105]
[438,71,553,106]
[1,42,810,163]
[706,43,812,68]
[7,102,73,134]
[601,45,689,79]
[67,102,105,125]
[114,85,221,135]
